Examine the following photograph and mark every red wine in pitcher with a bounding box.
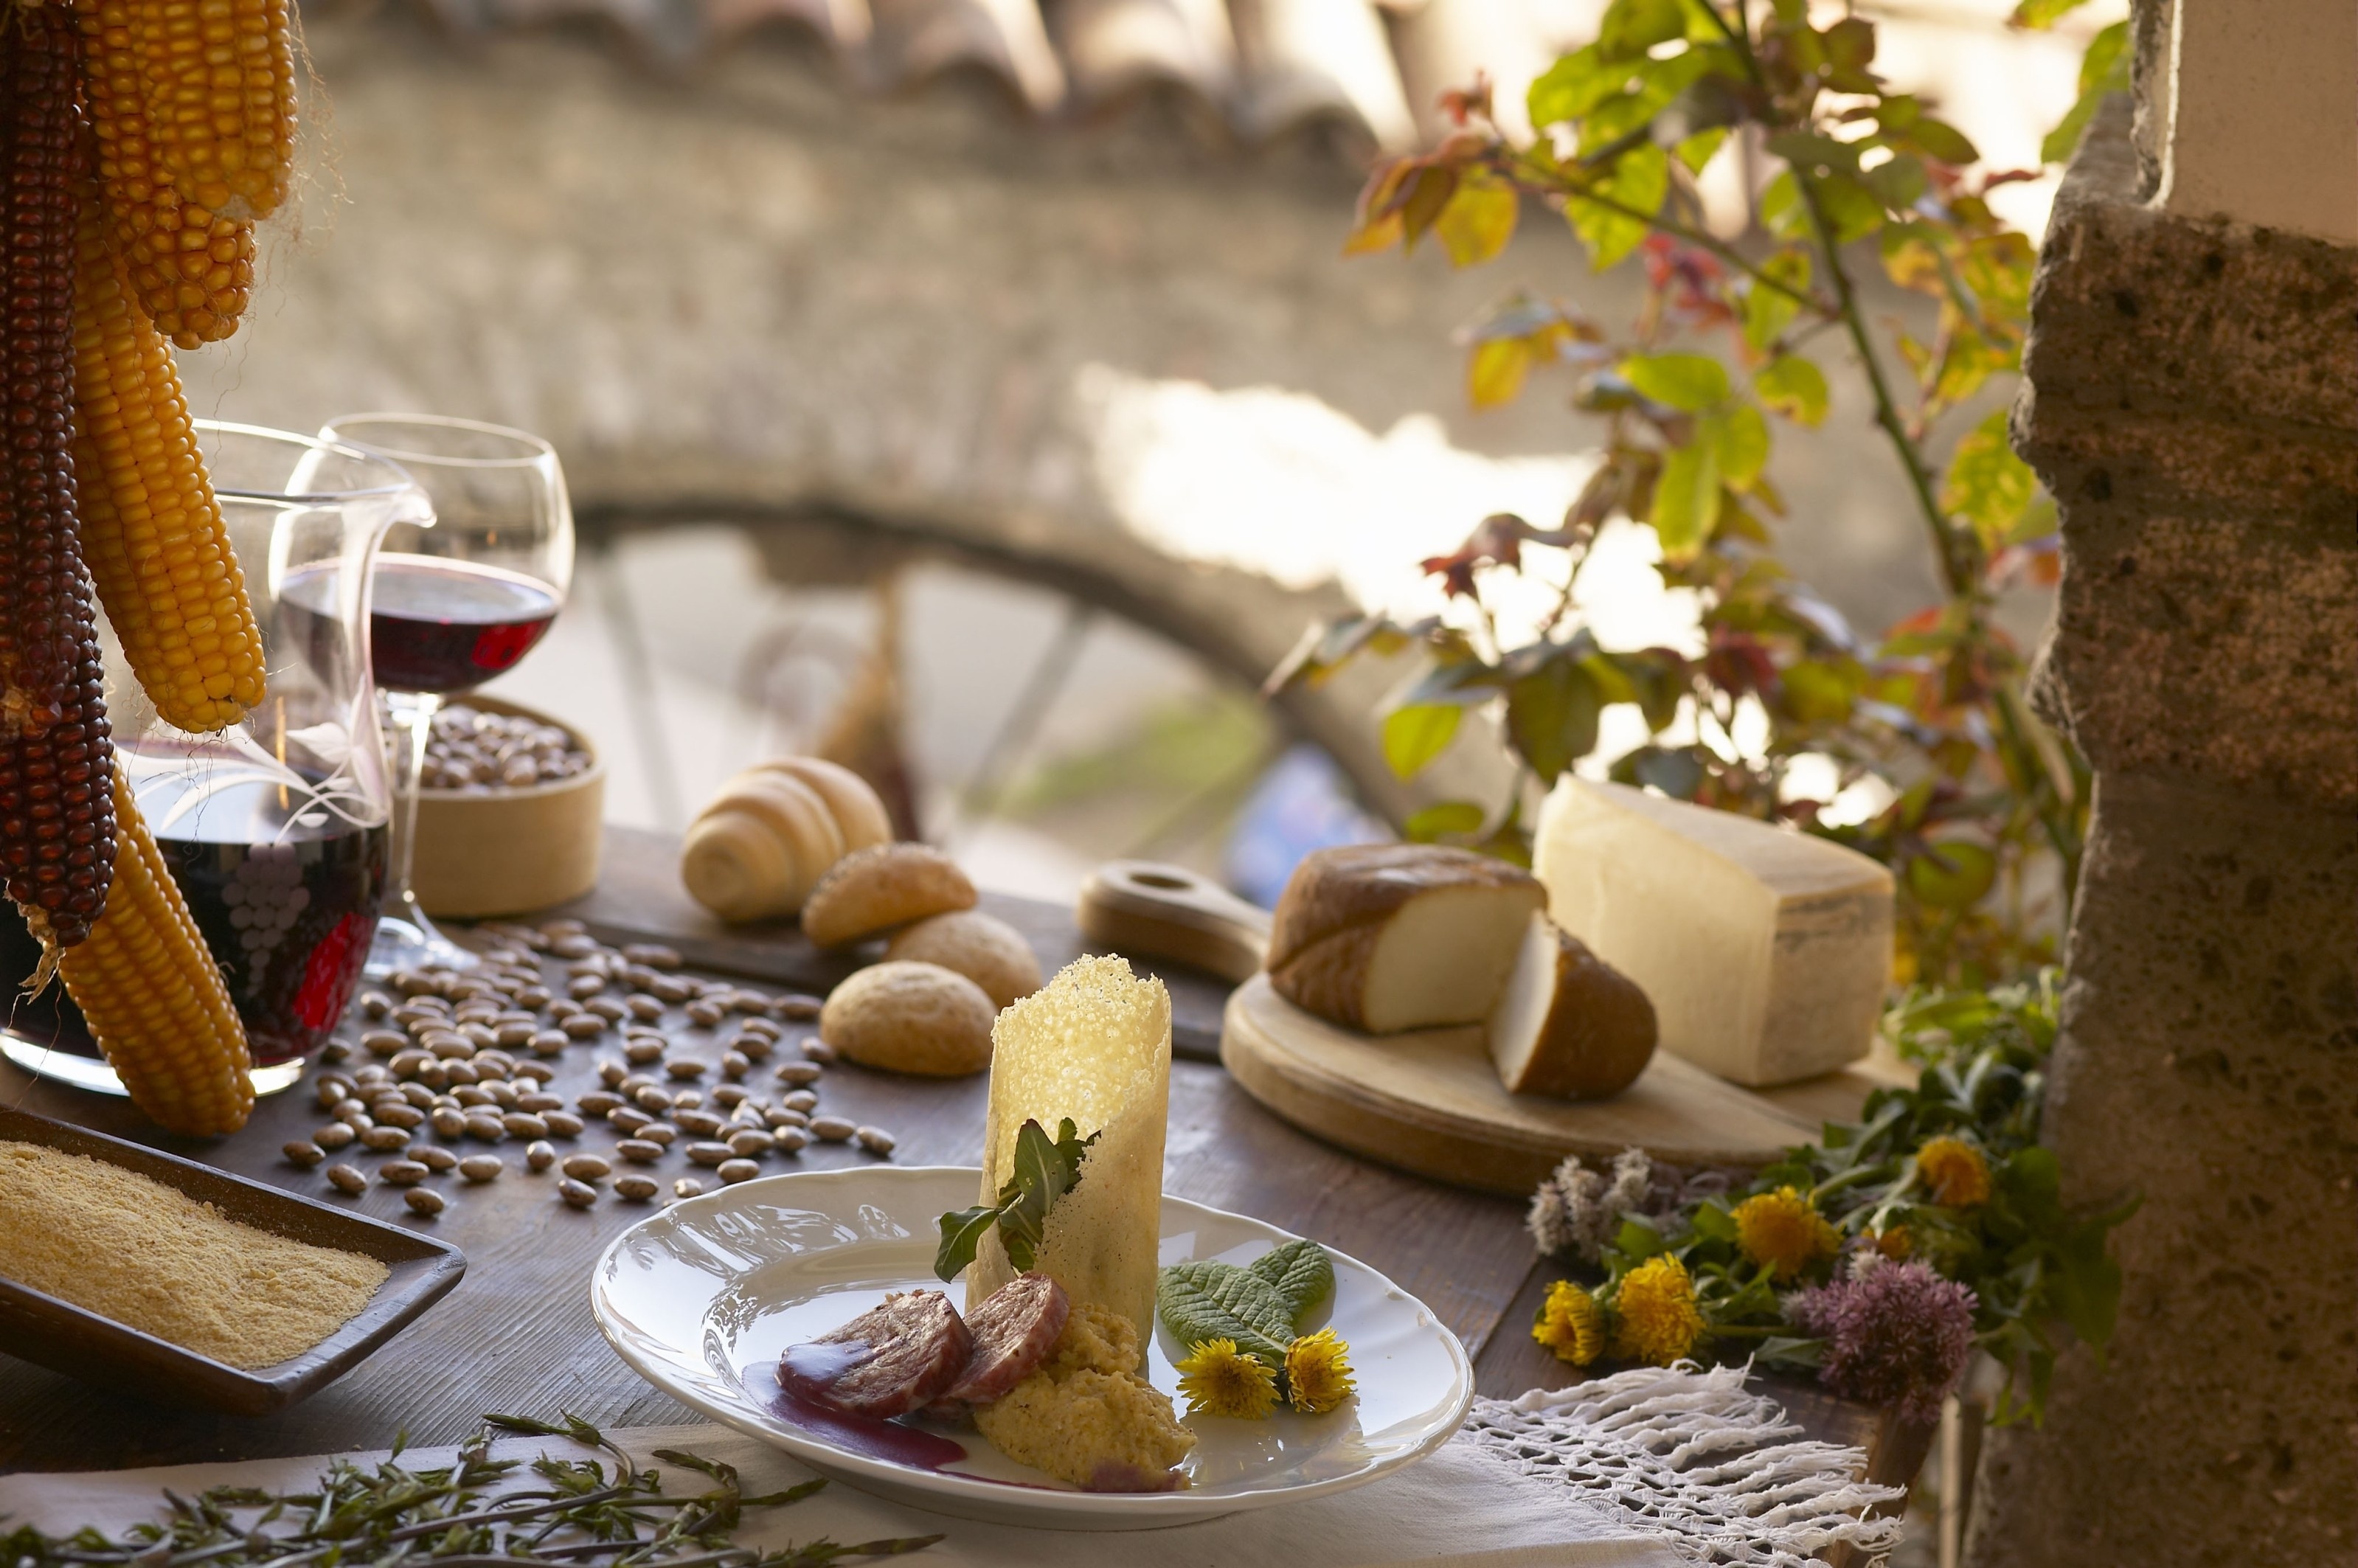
[282,553,558,695]
[0,774,387,1066]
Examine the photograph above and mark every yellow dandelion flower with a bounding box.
[1175,1337,1278,1420]
[1733,1186,1840,1280]
[1284,1329,1357,1414]
[1873,1225,1913,1258]
[1917,1135,1993,1207]
[1611,1255,1706,1366]
[1531,1278,1605,1366]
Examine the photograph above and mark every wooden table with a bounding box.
[0,826,1913,1513]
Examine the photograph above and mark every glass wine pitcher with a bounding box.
[0,423,431,1098]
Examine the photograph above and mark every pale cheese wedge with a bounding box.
[967,954,1171,1367]
[1534,778,1893,1087]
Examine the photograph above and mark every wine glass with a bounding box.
[317,414,574,979]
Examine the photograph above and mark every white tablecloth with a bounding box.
[0,1422,1683,1568]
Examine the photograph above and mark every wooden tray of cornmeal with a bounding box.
[1221,975,1910,1195]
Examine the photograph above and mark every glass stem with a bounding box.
[387,690,441,920]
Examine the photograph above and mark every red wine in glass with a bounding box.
[283,553,559,695]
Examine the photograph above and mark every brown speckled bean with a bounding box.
[712,1084,749,1109]
[782,1090,819,1114]
[526,1139,558,1172]
[380,1159,429,1186]
[326,1163,368,1194]
[614,1139,665,1164]
[405,1188,446,1217]
[543,1110,586,1138]
[416,1146,458,1172]
[633,1085,674,1112]
[463,1114,506,1142]
[624,1038,665,1065]
[361,1125,412,1151]
[562,1154,611,1182]
[720,1051,749,1080]
[665,1057,707,1080]
[636,1122,678,1146]
[557,1178,599,1208]
[801,1038,838,1064]
[598,1060,630,1088]
[729,1129,774,1157]
[774,1061,823,1086]
[808,1116,856,1143]
[673,1176,706,1198]
[502,1112,549,1139]
[562,1014,607,1040]
[609,1106,653,1133]
[774,993,822,1021]
[684,1141,733,1167]
[771,1125,809,1153]
[856,1125,895,1156]
[459,1155,505,1182]
[282,1139,325,1168]
[614,1174,659,1201]
[763,1107,808,1131]
[431,1106,468,1138]
[673,1109,724,1137]
[717,1159,760,1184]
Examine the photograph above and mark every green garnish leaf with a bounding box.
[934,1117,1099,1280]
[1248,1240,1336,1328]
[1156,1260,1295,1365]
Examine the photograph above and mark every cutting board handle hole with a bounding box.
[1126,870,1195,891]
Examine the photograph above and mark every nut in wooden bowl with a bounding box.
[411,696,603,918]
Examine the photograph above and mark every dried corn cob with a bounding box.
[62,771,253,1136]
[142,0,298,221]
[0,5,119,954]
[73,0,257,348]
[72,187,267,732]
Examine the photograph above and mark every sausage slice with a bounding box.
[946,1271,1069,1404]
[782,1289,974,1418]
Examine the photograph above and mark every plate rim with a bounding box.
[589,1164,1474,1519]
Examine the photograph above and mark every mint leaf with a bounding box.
[934,1117,1100,1280]
[1156,1260,1295,1364]
[1247,1241,1336,1329]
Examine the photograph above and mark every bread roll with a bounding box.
[680,757,892,922]
[820,961,996,1076]
[802,843,977,948]
[1488,912,1657,1099]
[885,909,1041,1009]
[1267,844,1546,1033]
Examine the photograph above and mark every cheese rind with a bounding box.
[968,955,1171,1366]
[1487,912,1657,1100]
[1533,779,1893,1086]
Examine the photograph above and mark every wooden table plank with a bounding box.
[0,960,1530,1472]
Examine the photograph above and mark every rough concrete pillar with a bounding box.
[1961,99,2358,1568]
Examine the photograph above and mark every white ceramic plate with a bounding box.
[591,1166,1473,1529]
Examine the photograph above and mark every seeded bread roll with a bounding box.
[885,909,1042,1009]
[1267,844,1547,1034]
[802,843,978,948]
[1488,912,1657,1099]
[819,961,996,1076]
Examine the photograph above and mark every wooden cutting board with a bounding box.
[1221,974,1905,1196]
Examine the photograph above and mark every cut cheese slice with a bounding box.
[1533,778,1893,1087]
[968,954,1171,1366]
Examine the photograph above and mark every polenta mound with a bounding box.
[972,1302,1194,1491]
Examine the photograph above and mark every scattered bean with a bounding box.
[624,1038,665,1065]
[431,1106,468,1138]
[673,1109,725,1138]
[720,1051,750,1080]
[636,1122,678,1146]
[609,1106,654,1134]
[543,1109,586,1138]
[517,986,554,1010]
[416,1145,459,1172]
[455,1085,497,1108]
[763,1107,809,1131]
[562,1014,607,1040]
[730,1035,773,1063]
[774,993,822,1021]
[380,1159,430,1186]
[672,1088,705,1110]
[463,1114,507,1142]
[615,1139,665,1164]
[375,1103,425,1130]
[282,1140,325,1168]
[502,1112,549,1139]
[405,1188,447,1217]
[651,976,696,1005]
[361,1125,412,1151]
[685,1141,734,1167]
[739,1016,783,1041]
[855,1125,895,1156]
[444,1060,482,1086]
[316,1079,352,1109]
[476,1049,518,1078]
[771,1125,809,1153]
[665,1058,706,1080]
[362,1029,409,1057]
[557,1178,599,1208]
[360,990,395,1019]
[598,1059,630,1088]
[398,1081,437,1107]
[514,1059,555,1083]
[578,1089,624,1114]
[717,1159,760,1184]
[326,1163,369,1194]
[550,934,597,960]
[562,1154,611,1182]
[729,1129,774,1157]
[614,1174,659,1201]
[633,1086,674,1113]
[712,1084,749,1109]
[584,996,629,1023]
[335,1103,374,1129]
[673,1176,707,1198]
[625,994,665,1021]
[781,1089,819,1114]
[459,1155,505,1182]
[496,1022,538,1049]
[624,943,681,969]
[802,1038,838,1064]
[526,1139,558,1172]
[685,1000,724,1028]
[809,1116,857,1143]
[774,1061,823,1086]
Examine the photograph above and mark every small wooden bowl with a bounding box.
[0,1106,465,1414]
[412,695,605,918]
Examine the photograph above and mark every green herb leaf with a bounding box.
[933,1117,1099,1280]
[1382,701,1464,779]
[1623,352,1730,412]
[1157,1260,1294,1364]
[1247,1239,1337,1328]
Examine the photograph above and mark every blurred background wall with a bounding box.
[184,0,2117,902]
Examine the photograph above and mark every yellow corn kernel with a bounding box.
[144,0,297,221]
[74,0,257,347]
[72,191,266,732]
[60,774,254,1137]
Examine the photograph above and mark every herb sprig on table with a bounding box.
[934,1117,1099,1280]
[0,1414,938,1568]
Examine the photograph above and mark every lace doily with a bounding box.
[1463,1362,1908,1568]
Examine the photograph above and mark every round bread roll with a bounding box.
[884,910,1041,1010]
[755,757,892,856]
[802,843,977,948]
[820,961,996,1076]
[680,771,844,921]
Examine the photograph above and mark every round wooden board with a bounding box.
[1221,975,1843,1195]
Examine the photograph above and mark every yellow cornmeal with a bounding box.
[973,1302,1196,1491]
[0,1141,388,1368]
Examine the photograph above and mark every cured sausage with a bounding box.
[947,1271,1069,1404]
[781,1290,974,1418]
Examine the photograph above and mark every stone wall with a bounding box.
[1963,100,2358,1567]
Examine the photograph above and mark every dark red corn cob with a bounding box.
[0,4,117,953]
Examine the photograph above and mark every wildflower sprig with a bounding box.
[1528,971,2135,1426]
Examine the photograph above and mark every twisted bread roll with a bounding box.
[680,757,891,921]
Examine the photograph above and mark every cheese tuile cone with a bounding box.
[968,954,1171,1366]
